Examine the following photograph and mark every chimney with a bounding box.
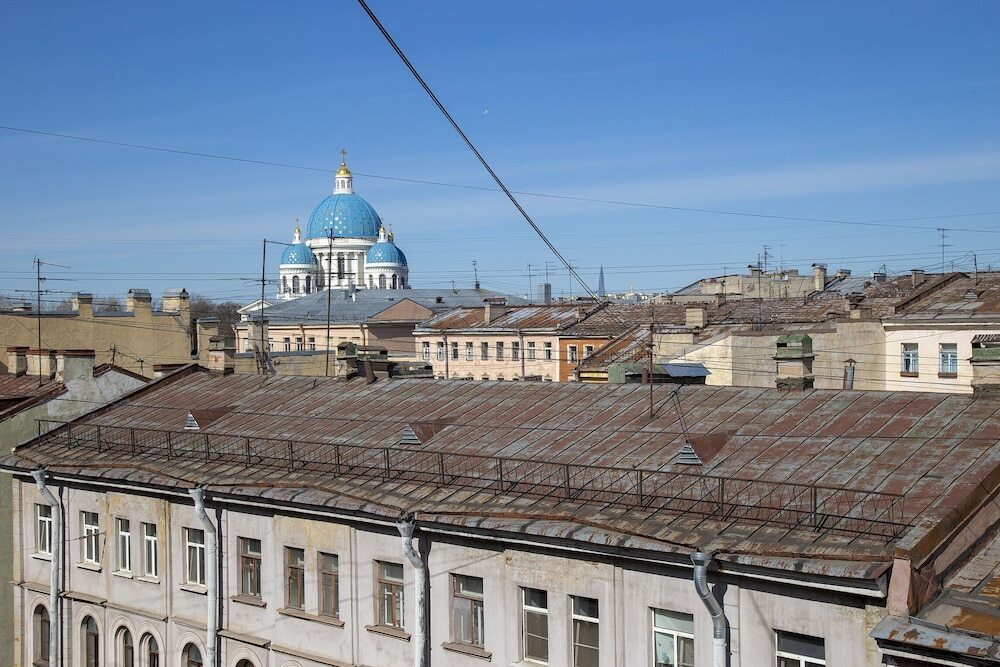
[835,268,852,280]
[152,363,186,379]
[11,301,33,312]
[774,334,815,390]
[207,336,236,374]
[161,288,190,326]
[575,307,588,322]
[6,346,28,376]
[27,349,56,379]
[871,270,887,283]
[72,292,94,318]
[812,264,827,291]
[536,283,552,306]
[685,305,707,328]
[126,289,153,318]
[55,349,96,383]
[748,265,762,277]
[483,297,506,324]
[971,336,1000,396]
[911,269,926,288]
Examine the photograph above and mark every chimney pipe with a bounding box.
[842,358,857,390]
[691,551,727,667]
[911,269,926,287]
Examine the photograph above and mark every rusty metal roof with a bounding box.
[6,368,1000,582]
[891,273,1000,320]
[0,373,58,400]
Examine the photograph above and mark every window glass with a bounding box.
[452,574,485,647]
[82,512,100,564]
[571,596,599,667]
[652,609,694,667]
[285,547,305,609]
[239,537,262,598]
[142,523,158,578]
[776,630,826,666]
[319,552,339,617]
[522,587,548,662]
[939,343,958,373]
[901,342,919,373]
[36,504,52,554]
[376,560,405,629]
[184,528,205,585]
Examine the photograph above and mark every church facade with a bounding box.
[277,154,409,300]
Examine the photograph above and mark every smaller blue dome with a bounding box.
[367,242,407,266]
[281,242,315,265]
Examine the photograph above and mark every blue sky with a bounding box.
[2,1,999,303]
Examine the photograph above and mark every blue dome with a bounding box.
[280,242,315,265]
[305,193,382,239]
[367,241,407,266]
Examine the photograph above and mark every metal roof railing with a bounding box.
[35,419,909,543]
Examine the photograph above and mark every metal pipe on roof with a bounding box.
[691,551,727,667]
[32,469,61,667]
[189,487,219,667]
[397,517,427,667]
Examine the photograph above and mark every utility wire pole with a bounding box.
[325,229,334,377]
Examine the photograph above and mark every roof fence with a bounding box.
[35,419,908,543]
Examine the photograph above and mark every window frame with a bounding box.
[775,630,826,667]
[512,340,520,361]
[521,587,549,664]
[82,511,100,565]
[451,574,485,648]
[481,342,489,360]
[115,517,131,573]
[465,341,474,361]
[543,342,553,360]
[422,341,430,361]
[436,342,445,361]
[571,596,599,667]
[584,345,594,358]
[375,560,405,630]
[527,341,536,360]
[283,337,291,352]
[900,342,919,375]
[451,341,459,360]
[33,604,49,667]
[141,522,158,578]
[651,608,694,667]
[939,343,958,375]
[319,552,340,618]
[496,341,505,361]
[35,504,52,555]
[239,537,262,599]
[285,546,305,609]
[569,345,579,363]
[184,527,205,586]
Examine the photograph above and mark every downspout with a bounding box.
[691,551,727,667]
[397,517,427,667]
[32,469,60,667]
[189,487,218,667]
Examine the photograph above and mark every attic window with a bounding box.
[400,424,421,446]
[676,442,702,465]
[184,412,200,431]
[435,297,444,304]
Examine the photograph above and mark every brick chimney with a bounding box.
[685,305,707,328]
[125,288,153,318]
[6,346,28,376]
[812,264,827,291]
[774,334,815,390]
[162,288,191,327]
[72,292,94,318]
[55,350,96,383]
[207,336,236,374]
[911,269,926,288]
[483,297,506,324]
[27,349,56,379]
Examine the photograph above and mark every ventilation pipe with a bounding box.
[397,517,427,667]
[691,551,727,667]
[189,487,218,667]
[843,358,857,390]
[32,469,61,667]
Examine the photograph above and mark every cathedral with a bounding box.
[277,153,409,300]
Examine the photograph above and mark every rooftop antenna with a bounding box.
[648,299,655,417]
[26,258,72,386]
[472,260,480,289]
[527,263,534,302]
[937,228,951,272]
[973,252,979,284]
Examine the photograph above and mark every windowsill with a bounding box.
[136,575,160,585]
[899,371,919,378]
[112,570,133,579]
[233,594,267,608]
[365,624,410,641]
[76,561,101,572]
[938,372,958,379]
[31,552,52,562]
[442,641,492,661]
[277,607,344,627]
[180,582,208,595]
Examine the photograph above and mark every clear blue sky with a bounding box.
[2,1,999,303]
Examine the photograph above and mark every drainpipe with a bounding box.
[691,551,727,667]
[32,469,60,667]
[189,487,218,667]
[397,517,427,667]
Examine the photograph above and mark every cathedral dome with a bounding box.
[367,241,407,266]
[280,242,315,265]
[305,193,382,240]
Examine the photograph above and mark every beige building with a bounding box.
[667,264,846,303]
[0,288,220,379]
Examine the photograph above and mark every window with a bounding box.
[308,336,316,351]
[392,274,398,289]
[283,337,291,352]
[291,275,300,294]
[940,343,958,375]
[571,596,599,667]
[119,628,134,667]
[116,518,131,572]
[452,575,485,647]
[337,255,346,280]
[527,342,536,360]
[295,336,304,351]
[422,342,430,361]
[182,643,203,667]
[512,341,520,361]
[451,341,459,360]
[141,523,158,578]
[239,538,262,598]
[584,345,594,358]
[776,630,825,666]
[184,528,205,585]
[379,274,387,289]
[281,276,288,294]
[376,560,405,629]
[901,343,919,374]
[569,345,579,363]
[522,587,548,663]
[35,504,52,555]
[496,341,505,361]
[305,275,312,293]
[437,342,445,361]
[82,512,100,564]
[466,342,474,361]
[285,547,305,609]
[652,609,694,667]
[142,635,158,667]
[319,552,339,617]
[83,616,99,667]
[481,342,489,360]
[543,342,553,360]
[33,605,49,666]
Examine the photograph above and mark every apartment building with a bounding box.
[5,367,1000,667]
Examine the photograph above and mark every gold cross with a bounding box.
[340,147,348,163]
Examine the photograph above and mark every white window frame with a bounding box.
[527,342,536,360]
[543,342,553,360]
[82,511,100,564]
[939,343,958,374]
[451,341,459,360]
[451,574,485,647]
[308,336,316,351]
[521,587,548,664]
[466,342,474,361]
[569,345,578,363]
[512,341,520,361]
[584,345,594,358]
[295,336,304,351]
[651,608,694,667]
[481,342,489,360]
[184,527,205,585]
[571,596,599,667]
[775,630,826,666]
[422,341,430,361]
[35,504,52,555]
[142,522,158,578]
[496,341,505,361]
[437,342,445,361]
[901,342,919,374]
[283,337,291,352]
[116,517,132,573]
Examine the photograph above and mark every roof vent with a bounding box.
[184,412,201,431]
[400,424,421,446]
[676,442,703,465]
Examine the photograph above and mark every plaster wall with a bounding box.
[415,332,561,381]
[882,324,999,393]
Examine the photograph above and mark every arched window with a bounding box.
[400,276,405,288]
[291,276,300,293]
[305,275,312,293]
[236,660,256,667]
[337,254,346,280]
[281,276,288,293]
[391,274,398,289]
[83,616,99,667]
[141,634,158,667]
[182,643,202,667]
[33,605,49,666]
[367,275,373,288]
[378,274,387,289]
[118,628,134,667]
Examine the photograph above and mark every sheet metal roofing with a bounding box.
[7,368,1000,583]
[889,272,1000,320]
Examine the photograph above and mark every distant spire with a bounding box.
[334,148,354,194]
[597,265,606,298]
[293,220,301,243]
